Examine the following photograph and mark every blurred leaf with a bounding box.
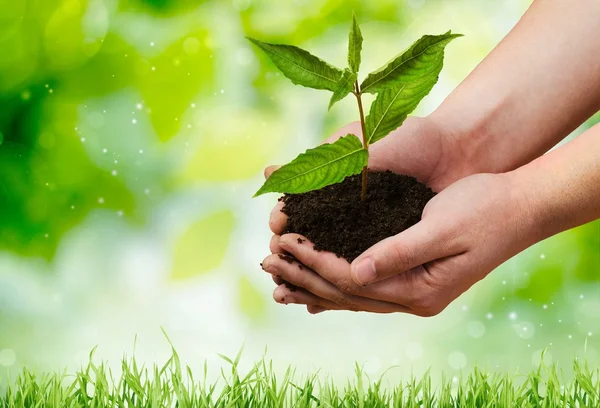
[0,89,135,260]
[254,134,367,196]
[240,1,410,47]
[238,276,266,321]
[61,33,139,98]
[44,0,108,72]
[247,37,343,92]
[496,222,599,305]
[360,32,462,94]
[515,261,564,303]
[348,12,362,74]
[177,109,285,183]
[328,69,356,110]
[119,0,208,16]
[0,23,39,92]
[171,210,235,280]
[0,0,26,41]
[572,221,600,282]
[137,29,214,142]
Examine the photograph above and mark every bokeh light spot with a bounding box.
[183,37,200,55]
[0,349,16,367]
[448,351,467,370]
[467,321,485,338]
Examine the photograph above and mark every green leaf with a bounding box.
[138,29,214,142]
[365,79,436,144]
[254,135,367,196]
[328,69,356,110]
[238,276,267,321]
[171,210,235,280]
[348,12,363,74]
[247,37,344,92]
[360,32,462,94]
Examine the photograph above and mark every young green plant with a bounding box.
[250,15,461,199]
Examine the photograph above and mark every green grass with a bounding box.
[1,345,599,407]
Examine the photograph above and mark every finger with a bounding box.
[350,219,459,286]
[278,233,443,307]
[272,275,285,285]
[269,235,283,253]
[363,265,440,309]
[273,285,343,310]
[278,233,357,290]
[269,201,287,235]
[264,165,281,179]
[274,285,340,311]
[261,253,409,313]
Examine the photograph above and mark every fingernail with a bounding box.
[352,257,376,286]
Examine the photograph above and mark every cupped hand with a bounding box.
[262,172,534,315]
[261,116,481,314]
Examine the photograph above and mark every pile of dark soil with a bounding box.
[281,171,435,263]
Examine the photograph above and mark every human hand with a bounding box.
[263,115,457,312]
[261,172,534,315]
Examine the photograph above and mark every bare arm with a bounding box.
[515,122,600,244]
[431,0,600,180]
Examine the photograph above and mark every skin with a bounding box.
[261,0,600,315]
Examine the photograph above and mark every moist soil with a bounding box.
[281,171,435,263]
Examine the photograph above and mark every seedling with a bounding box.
[250,15,461,199]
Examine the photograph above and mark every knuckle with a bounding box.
[441,225,462,253]
[336,279,358,295]
[331,293,356,309]
[391,242,414,272]
[269,235,281,253]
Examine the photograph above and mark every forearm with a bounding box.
[511,122,600,245]
[431,0,600,177]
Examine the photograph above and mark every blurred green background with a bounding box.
[0,0,599,383]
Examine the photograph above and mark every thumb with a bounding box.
[350,220,455,286]
[264,165,281,179]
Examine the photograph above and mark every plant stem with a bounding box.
[354,80,368,201]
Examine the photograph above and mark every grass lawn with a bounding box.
[1,343,598,407]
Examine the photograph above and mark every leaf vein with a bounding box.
[362,36,454,92]
[270,48,339,84]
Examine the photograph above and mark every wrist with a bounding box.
[503,161,571,248]
[501,169,546,248]
[429,96,513,173]
[423,113,487,189]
